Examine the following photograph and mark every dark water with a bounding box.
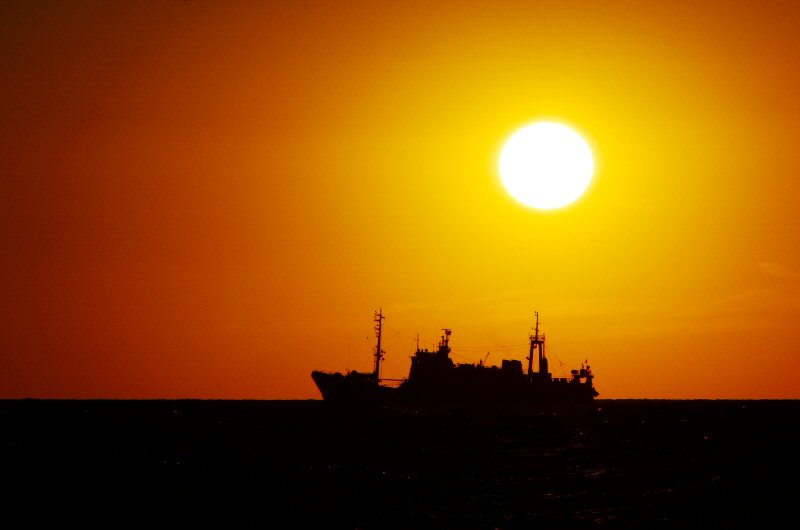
[1,399,797,527]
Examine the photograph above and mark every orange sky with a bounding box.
[2,0,800,398]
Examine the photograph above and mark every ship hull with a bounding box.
[312,371,597,406]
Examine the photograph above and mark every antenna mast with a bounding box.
[373,308,385,380]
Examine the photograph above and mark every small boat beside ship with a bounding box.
[312,309,598,406]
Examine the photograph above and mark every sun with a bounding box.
[499,122,594,210]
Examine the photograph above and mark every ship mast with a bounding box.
[373,308,385,380]
[439,329,452,353]
[527,311,548,380]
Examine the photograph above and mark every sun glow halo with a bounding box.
[499,122,594,210]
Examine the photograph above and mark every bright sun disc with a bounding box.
[499,122,594,210]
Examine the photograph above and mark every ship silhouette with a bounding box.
[312,310,598,405]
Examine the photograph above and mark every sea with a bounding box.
[1,399,797,528]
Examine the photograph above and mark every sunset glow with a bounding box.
[2,1,800,400]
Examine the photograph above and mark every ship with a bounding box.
[311,309,598,406]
